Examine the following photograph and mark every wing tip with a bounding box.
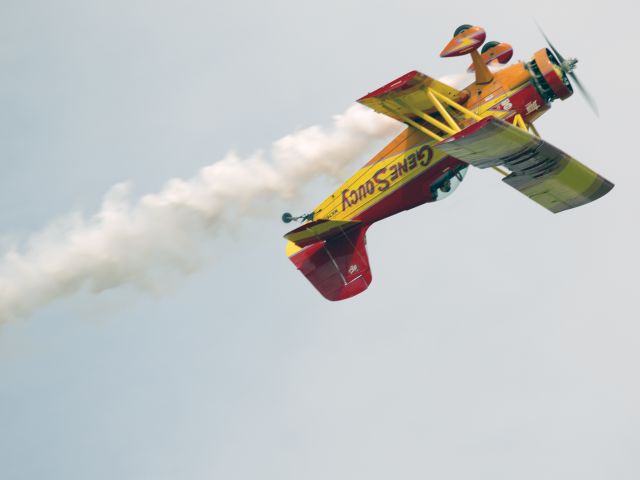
[357,70,420,102]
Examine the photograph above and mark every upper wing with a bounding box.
[435,116,613,213]
[357,70,467,124]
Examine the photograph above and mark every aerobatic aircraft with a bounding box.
[282,24,613,301]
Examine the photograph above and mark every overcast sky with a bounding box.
[1,1,639,479]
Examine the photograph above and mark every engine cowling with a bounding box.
[527,48,573,102]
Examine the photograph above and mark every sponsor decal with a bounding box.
[449,32,483,54]
[341,145,433,211]
[525,100,540,114]
[500,98,513,111]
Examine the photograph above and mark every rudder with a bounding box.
[286,225,372,301]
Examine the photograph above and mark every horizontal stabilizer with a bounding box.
[284,219,361,248]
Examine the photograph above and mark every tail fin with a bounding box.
[286,224,372,301]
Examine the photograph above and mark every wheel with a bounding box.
[481,41,501,54]
[454,24,473,36]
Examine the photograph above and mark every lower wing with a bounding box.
[435,116,614,213]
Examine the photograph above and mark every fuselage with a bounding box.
[284,26,605,302]
[310,54,565,227]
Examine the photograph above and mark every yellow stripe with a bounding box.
[313,142,448,222]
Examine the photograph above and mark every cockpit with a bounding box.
[431,165,469,201]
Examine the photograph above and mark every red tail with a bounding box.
[287,225,371,301]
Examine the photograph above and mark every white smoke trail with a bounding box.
[0,105,400,322]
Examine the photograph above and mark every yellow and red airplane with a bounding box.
[283,24,613,301]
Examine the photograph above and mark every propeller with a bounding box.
[536,22,599,116]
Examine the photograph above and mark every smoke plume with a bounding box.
[0,105,400,322]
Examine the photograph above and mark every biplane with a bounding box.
[283,24,613,301]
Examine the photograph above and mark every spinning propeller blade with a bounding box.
[568,71,599,116]
[536,22,599,116]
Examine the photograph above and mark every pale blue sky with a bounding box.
[0,1,638,479]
